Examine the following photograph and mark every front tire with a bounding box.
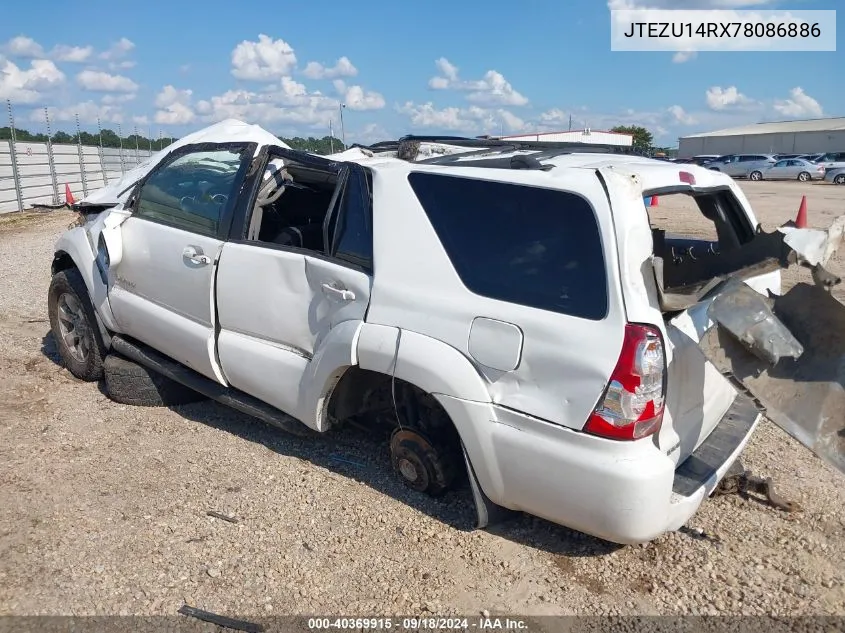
[103,354,206,407]
[48,268,107,381]
[749,171,763,181]
[798,171,811,182]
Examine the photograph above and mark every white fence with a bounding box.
[0,140,154,214]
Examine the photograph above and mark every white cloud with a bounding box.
[153,85,196,125]
[672,50,697,63]
[155,102,195,125]
[303,56,358,80]
[98,38,136,70]
[0,59,65,103]
[36,100,125,124]
[195,88,336,128]
[609,0,778,7]
[101,93,136,104]
[99,38,135,60]
[350,122,391,145]
[51,44,93,63]
[705,86,758,111]
[773,87,823,118]
[427,57,528,107]
[3,36,45,58]
[77,70,138,93]
[155,85,193,109]
[538,108,570,126]
[231,34,297,81]
[132,115,149,126]
[434,57,459,82]
[397,101,526,134]
[333,80,385,111]
[668,104,697,125]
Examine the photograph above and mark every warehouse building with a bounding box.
[678,117,845,158]
[494,129,633,147]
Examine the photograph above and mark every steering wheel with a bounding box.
[179,196,195,211]
[211,193,228,205]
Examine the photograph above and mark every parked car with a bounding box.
[687,154,720,166]
[47,120,845,545]
[761,158,826,181]
[706,154,777,180]
[815,152,845,172]
[824,166,845,185]
[799,153,824,163]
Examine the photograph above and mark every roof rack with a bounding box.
[350,135,653,171]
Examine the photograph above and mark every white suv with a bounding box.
[48,120,844,544]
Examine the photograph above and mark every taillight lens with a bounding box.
[584,323,666,441]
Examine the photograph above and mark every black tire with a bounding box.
[103,354,206,407]
[47,268,107,381]
[749,171,763,181]
[798,171,811,182]
[834,174,845,185]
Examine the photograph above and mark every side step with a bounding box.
[110,335,314,438]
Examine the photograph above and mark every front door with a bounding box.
[108,143,254,382]
[215,159,373,428]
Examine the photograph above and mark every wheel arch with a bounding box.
[52,227,119,343]
[321,324,508,527]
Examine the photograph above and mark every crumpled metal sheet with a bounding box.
[779,215,845,267]
[706,277,804,365]
[700,282,845,476]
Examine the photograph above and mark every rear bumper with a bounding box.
[440,392,761,545]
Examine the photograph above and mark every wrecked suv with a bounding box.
[48,120,845,545]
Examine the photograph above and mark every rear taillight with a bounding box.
[584,323,666,441]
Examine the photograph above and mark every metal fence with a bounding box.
[0,139,153,214]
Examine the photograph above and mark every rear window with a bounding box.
[408,172,608,321]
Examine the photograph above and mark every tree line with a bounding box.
[0,125,347,155]
[2,122,668,156]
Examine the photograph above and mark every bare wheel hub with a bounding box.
[389,428,452,494]
[398,458,419,482]
[56,292,90,363]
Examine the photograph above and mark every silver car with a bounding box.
[824,167,845,185]
[707,153,777,180]
[761,158,826,181]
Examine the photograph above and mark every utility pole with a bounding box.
[329,120,335,154]
[339,102,346,148]
[568,113,572,131]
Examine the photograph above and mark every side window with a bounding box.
[408,172,608,321]
[774,160,788,167]
[331,169,373,272]
[135,148,245,235]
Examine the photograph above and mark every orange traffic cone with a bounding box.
[65,183,75,206]
[650,195,659,207]
[795,195,807,228]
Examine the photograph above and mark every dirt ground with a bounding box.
[1,180,844,622]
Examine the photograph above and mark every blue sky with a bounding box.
[0,0,840,146]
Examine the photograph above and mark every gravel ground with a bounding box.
[1,180,844,622]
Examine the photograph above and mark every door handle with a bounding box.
[321,283,355,301]
[182,246,212,266]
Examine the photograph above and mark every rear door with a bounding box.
[766,160,789,179]
[214,159,373,427]
[108,143,254,382]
